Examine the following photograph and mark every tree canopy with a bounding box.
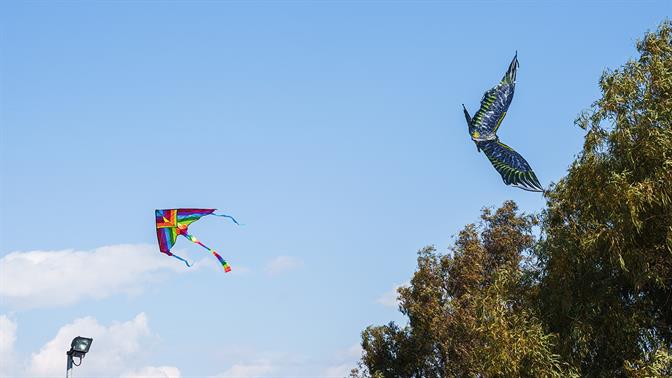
[538,19,672,377]
[354,20,672,377]
[357,202,576,377]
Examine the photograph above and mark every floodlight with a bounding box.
[66,336,93,377]
[69,336,93,356]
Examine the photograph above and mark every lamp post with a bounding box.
[66,336,93,378]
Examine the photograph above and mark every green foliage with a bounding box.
[357,202,576,377]
[537,20,672,376]
[625,347,672,377]
[355,20,672,378]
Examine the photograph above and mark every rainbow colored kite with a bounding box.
[155,208,239,273]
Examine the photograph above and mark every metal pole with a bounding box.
[66,353,73,378]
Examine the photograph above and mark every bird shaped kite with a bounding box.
[155,209,239,272]
[462,53,544,192]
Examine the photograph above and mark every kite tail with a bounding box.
[212,213,241,226]
[183,233,232,273]
[170,253,192,267]
[212,251,232,273]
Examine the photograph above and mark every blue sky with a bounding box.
[0,1,669,377]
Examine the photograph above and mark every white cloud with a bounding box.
[264,256,304,276]
[0,315,18,377]
[212,359,275,378]
[210,343,362,378]
[27,313,154,377]
[321,343,361,377]
[210,344,361,378]
[0,313,180,378]
[337,343,362,360]
[210,350,308,378]
[0,315,17,355]
[121,366,182,378]
[0,244,187,309]
[376,282,409,308]
[321,363,353,378]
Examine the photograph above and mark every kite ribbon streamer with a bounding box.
[170,253,192,267]
[183,232,232,273]
[212,213,241,226]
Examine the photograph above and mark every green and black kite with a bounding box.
[462,53,544,192]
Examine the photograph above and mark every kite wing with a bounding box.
[155,209,181,254]
[477,139,543,192]
[154,208,238,272]
[155,209,216,251]
[471,53,519,135]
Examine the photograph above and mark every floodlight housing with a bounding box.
[67,336,93,357]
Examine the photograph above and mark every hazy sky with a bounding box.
[1,2,668,377]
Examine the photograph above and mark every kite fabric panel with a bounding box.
[155,208,239,273]
[470,53,518,136]
[477,140,544,192]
